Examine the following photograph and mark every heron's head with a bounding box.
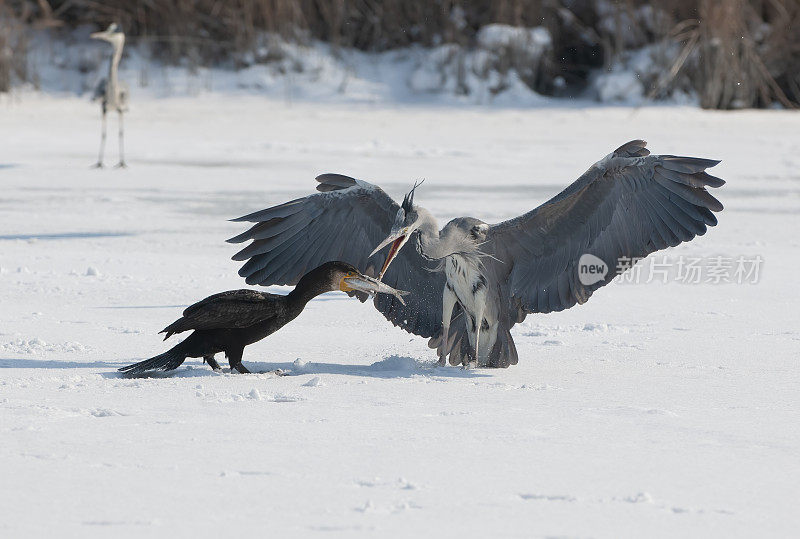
[369,180,425,280]
[318,262,408,304]
[91,23,124,45]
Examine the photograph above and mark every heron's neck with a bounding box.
[108,38,124,89]
[415,210,449,260]
[416,212,482,263]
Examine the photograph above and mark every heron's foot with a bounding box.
[114,161,127,169]
[91,162,104,169]
[231,363,251,374]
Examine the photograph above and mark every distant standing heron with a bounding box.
[90,23,128,168]
[228,140,724,368]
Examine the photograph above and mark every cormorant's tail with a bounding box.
[118,343,187,375]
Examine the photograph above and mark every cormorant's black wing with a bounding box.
[161,290,282,338]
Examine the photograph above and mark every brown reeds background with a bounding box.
[1,0,798,108]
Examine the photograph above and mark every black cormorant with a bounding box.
[118,261,407,375]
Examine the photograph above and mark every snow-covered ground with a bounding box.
[19,27,557,107]
[1,95,799,537]
[18,25,670,107]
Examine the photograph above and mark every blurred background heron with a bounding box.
[90,22,128,168]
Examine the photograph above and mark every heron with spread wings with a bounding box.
[228,140,724,368]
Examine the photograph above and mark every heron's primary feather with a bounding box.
[487,140,723,316]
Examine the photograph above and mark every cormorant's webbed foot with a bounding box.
[226,348,249,373]
[232,363,250,374]
[203,356,222,370]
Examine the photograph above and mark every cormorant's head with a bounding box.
[369,180,425,280]
[318,261,408,305]
[91,23,125,46]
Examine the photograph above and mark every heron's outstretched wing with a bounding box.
[161,290,282,338]
[487,140,724,316]
[228,175,445,339]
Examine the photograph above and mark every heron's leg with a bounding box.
[468,316,482,369]
[203,355,221,370]
[93,109,107,168]
[115,111,127,168]
[439,285,457,366]
[226,347,250,374]
[463,314,477,369]
[469,297,487,369]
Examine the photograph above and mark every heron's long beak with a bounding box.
[342,274,409,305]
[369,228,410,281]
[90,32,105,40]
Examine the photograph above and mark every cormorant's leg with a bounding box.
[439,286,457,366]
[115,111,127,168]
[226,348,250,374]
[203,355,222,370]
[92,108,107,168]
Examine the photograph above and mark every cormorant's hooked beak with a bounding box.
[369,227,410,281]
[341,273,409,305]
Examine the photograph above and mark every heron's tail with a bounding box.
[428,310,518,368]
[118,342,188,375]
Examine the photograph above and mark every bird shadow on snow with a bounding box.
[0,358,121,369]
[251,355,489,380]
[103,355,488,380]
[96,304,189,310]
[0,231,135,241]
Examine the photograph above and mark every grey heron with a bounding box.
[229,140,724,368]
[90,23,128,168]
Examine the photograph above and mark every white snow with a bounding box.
[15,29,555,107]
[592,44,696,105]
[1,94,799,537]
[594,70,645,103]
[476,24,552,50]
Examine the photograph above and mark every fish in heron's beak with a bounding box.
[369,227,411,281]
[341,272,409,305]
